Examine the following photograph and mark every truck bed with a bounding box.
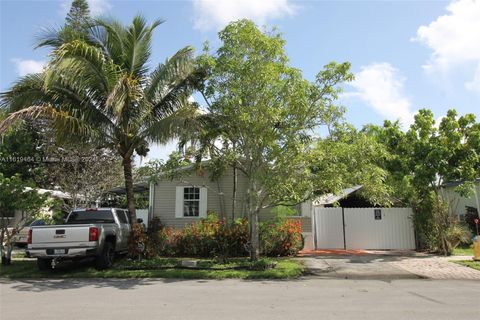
[29,224,97,249]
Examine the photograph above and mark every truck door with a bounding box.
[116,209,131,251]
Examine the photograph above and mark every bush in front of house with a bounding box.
[145,214,303,258]
[153,213,249,258]
[260,219,303,257]
[128,223,156,259]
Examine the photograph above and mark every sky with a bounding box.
[1,0,479,164]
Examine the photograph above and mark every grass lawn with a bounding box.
[0,257,304,280]
[452,245,474,256]
[454,260,480,271]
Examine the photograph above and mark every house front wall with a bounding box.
[151,169,312,248]
[441,183,480,218]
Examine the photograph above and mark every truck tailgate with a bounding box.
[30,225,93,248]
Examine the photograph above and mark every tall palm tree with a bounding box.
[0,16,200,222]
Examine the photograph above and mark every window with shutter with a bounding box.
[175,186,208,218]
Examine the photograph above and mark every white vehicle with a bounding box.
[27,208,138,270]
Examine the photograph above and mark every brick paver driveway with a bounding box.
[391,256,480,280]
[299,251,480,280]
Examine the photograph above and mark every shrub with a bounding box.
[127,224,155,259]
[415,194,472,255]
[153,213,249,258]
[464,207,479,236]
[144,214,303,259]
[260,218,303,257]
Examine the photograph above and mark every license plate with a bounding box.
[54,249,66,254]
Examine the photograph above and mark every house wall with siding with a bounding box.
[151,168,312,233]
[441,183,480,217]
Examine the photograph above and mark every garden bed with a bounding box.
[0,257,304,279]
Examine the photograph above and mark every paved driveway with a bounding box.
[391,255,480,279]
[1,278,479,320]
[298,252,480,279]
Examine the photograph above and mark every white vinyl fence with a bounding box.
[136,209,149,229]
[314,207,415,250]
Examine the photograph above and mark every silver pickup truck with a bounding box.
[27,208,136,270]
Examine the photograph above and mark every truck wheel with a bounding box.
[37,258,52,271]
[95,241,115,270]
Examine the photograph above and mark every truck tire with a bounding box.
[95,241,115,270]
[37,258,52,271]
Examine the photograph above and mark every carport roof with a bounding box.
[441,178,480,188]
[106,181,149,195]
[312,185,363,206]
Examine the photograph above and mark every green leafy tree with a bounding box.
[0,112,47,183]
[310,124,392,205]
[37,0,92,50]
[365,109,480,254]
[65,0,91,33]
[0,16,200,222]
[196,20,353,260]
[0,173,47,265]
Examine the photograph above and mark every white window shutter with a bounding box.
[175,186,184,218]
[199,187,208,218]
[301,200,312,217]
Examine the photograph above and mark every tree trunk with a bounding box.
[249,210,260,261]
[216,180,226,219]
[232,164,237,221]
[122,155,137,224]
[247,179,261,261]
[1,240,12,265]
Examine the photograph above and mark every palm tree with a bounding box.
[0,16,200,222]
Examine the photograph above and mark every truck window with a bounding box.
[117,210,128,224]
[67,210,115,224]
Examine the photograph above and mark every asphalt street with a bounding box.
[1,278,479,320]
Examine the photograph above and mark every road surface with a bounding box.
[1,278,478,320]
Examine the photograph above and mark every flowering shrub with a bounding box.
[260,219,303,256]
[154,213,249,258]
[127,223,156,259]
[145,214,303,258]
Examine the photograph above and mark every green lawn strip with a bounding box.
[453,260,480,271]
[0,258,304,279]
[452,246,474,256]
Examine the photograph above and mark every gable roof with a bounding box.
[441,179,480,188]
[312,185,363,206]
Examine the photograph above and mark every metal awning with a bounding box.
[312,185,363,206]
[106,181,149,195]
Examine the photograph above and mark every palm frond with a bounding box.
[106,74,142,119]
[46,40,123,99]
[145,47,196,118]
[145,46,194,100]
[0,74,47,112]
[140,99,201,144]
[125,16,164,77]
[1,71,115,136]
[35,24,91,50]
[0,105,99,141]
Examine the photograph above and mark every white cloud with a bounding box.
[192,0,297,31]
[11,59,45,76]
[347,63,415,128]
[413,0,480,91]
[61,0,112,17]
[465,64,480,92]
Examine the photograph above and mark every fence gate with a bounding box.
[314,207,415,250]
[314,207,345,249]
